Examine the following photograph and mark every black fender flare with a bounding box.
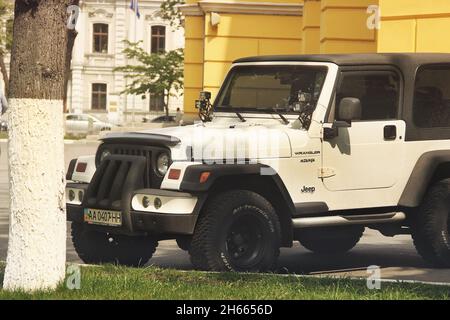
[180,163,296,215]
[399,150,450,207]
[179,163,331,247]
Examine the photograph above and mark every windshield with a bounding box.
[215,65,328,115]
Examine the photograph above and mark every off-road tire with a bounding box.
[189,190,281,272]
[297,226,364,254]
[176,236,192,251]
[71,222,158,267]
[411,179,450,268]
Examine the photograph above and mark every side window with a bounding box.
[414,65,450,128]
[336,71,400,121]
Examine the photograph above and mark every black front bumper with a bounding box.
[66,154,201,237]
[67,203,198,236]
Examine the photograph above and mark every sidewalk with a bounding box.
[0,138,100,144]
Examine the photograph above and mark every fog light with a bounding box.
[142,196,150,208]
[68,190,75,201]
[78,190,84,202]
[154,197,162,209]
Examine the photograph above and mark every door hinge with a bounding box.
[318,167,336,178]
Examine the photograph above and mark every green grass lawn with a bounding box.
[0,264,449,300]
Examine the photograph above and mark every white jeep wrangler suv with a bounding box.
[66,53,450,271]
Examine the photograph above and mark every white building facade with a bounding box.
[68,0,185,125]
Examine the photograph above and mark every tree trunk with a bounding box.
[3,0,79,292]
[165,90,170,121]
[0,52,8,95]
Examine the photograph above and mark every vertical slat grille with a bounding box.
[107,145,154,188]
[87,157,143,210]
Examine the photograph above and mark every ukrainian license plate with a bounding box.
[84,208,122,227]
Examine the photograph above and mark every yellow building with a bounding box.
[181,0,449,113]
[378,0,450,53]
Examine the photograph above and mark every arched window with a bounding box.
[151,26,166,53]
[93,23,108,53]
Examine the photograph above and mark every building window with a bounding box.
[149,93,165,112]
[414,65,450,128]
[93,23,108,53]
[92,83,107,110]
[151,26,166,54]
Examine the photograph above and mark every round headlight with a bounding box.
[156,153,170,176]
[100,149,111,162]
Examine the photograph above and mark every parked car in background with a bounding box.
[65,113,113,135]
[142,115,176,123]
[143,115,195,127]
[151,115,176,123]
[141,115,178,129]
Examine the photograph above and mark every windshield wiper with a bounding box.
[235,112,246,122]
[257,108,289,125]
[218,105,246,122]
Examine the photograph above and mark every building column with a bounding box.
[180,1,205,114]
[70,67,84,113]
[302,0,321,54]
[320,0,378,53]
[113,1,127,124]
[70,5,86,113]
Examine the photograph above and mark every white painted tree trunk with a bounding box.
[3,98,66,292]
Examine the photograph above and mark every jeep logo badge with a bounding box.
[301,186,316,193]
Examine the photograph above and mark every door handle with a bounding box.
[384,125,397,140]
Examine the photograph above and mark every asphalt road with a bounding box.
[0,140,449,284]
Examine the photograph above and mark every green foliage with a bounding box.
[0,0,13,55]
[160,0,185,28]
[114,41,184,116]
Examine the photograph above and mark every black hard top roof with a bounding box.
[233,53,450,72]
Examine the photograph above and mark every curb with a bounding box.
[0,139,100,144]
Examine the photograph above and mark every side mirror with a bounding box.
[338,97,362,123]
[323,97,360,140]
[323,120,351,140]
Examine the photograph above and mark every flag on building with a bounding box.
[130,0,141,19]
